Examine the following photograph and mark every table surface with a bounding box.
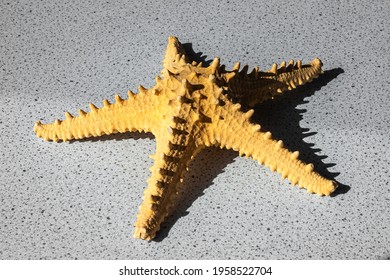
[1,0,389,259]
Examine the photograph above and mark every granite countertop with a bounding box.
[1,0,389,259]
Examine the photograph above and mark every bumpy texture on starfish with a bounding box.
[34,36,337,240]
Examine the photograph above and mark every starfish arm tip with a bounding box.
[329,180,338,193]
[134,227,155,241]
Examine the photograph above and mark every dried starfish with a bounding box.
[34,36,338,240]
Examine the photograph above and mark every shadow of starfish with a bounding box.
[71,131,153,142]
[182,43,213,66]
[154,147,236,241]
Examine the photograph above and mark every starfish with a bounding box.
[34,36,338,240]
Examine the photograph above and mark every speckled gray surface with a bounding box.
[1,0,389,259]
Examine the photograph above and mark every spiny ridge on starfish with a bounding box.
[34,36,337,241]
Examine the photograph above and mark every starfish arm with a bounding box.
[134,128,202,240]
[205,97,337,196]
[224,58,324,107]
[34,88,163,142]
[133,76,205,241]
[162,36,190,75]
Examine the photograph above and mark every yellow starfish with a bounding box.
[34,36,338,240]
